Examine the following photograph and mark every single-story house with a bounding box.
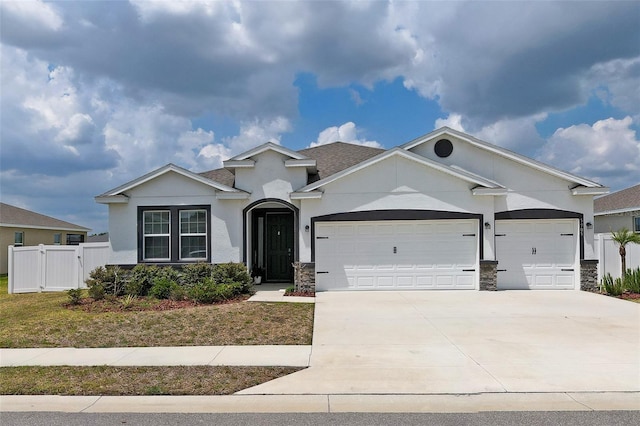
[0,203,90,274]
[96,127,608,292]
[594,184,640,234]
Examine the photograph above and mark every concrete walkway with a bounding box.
[247,283,315,303]
[0,345,311,367]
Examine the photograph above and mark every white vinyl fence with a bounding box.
[595,233,640,282]
[8,242,109,294]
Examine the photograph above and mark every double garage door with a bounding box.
[315,220,478,291]
[314,218,579,291]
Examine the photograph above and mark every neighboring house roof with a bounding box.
[87,233,109,243]
[0,203,90,232]
[594,183,640,215]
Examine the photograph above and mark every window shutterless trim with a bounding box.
[142,210,171,261]
[178,209,208,261]
[138,205,211,264]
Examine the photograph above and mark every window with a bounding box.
[14,232,24,246]
[634,216,640,233]
[180,210,207,260]
[53,233,62,245]
[143,211,171,260]
[139,206,210,263]
[66,234,84,245]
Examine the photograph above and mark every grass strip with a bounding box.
[0,366,301,395]
[0,277,314,348]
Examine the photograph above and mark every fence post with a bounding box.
[77,245,83,289]
[38,244,45,292]
[8,245,14,294]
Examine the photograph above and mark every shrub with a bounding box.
[187,278,238,304]
[125,264,159,296]
[85,266,126,298]
[169,285,187,301]
[623,267,640,293]
[212,262,252,293]
[66,288,83,305]
[601,273,625,296]
[149,277,179,300]
[180,263,214,287]
[87,282,106,300]
[121,294,136,309]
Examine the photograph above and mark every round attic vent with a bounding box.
[434,138,453,158]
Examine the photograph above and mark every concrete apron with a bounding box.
[239,290,640,395]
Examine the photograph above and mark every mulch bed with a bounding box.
[64,295,251,313]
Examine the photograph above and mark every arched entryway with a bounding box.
[243,199,299,283]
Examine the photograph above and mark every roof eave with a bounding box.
[290,191,323,200]
[571,186,610,196]
[95,195,129,204]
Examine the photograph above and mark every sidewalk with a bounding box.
[0,345,311,367]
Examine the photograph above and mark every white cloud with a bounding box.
[1,0,63,31]
[223,117,292,153]
[435,114,465,132]
[309,122,382,148]
[537,117,640,189]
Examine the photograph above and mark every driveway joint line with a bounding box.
[400,292,508,392]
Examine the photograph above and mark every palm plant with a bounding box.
[610,228,640,277]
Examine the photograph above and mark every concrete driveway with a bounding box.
[240,290,640,394]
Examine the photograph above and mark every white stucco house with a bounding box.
[96,127,608,292]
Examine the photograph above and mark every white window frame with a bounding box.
[634,216,640,234]
[179,209,208,260]
[143,210,171,261]
[14,231,24,246]
[53,233,62,245]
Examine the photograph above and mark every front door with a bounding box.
[265,212,294,281]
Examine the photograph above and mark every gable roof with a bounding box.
[402,127,605,189]
[594,183,640,215]
[0,203,90,232]
[96,163,248,204]
[296,147,506,193]
[228,142,309,161]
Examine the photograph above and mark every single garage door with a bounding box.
[315,220,478,291]
[495,219,578,290]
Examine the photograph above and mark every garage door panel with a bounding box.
[315,219,478,291]
[496,219,578,290]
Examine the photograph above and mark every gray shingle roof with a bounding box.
[298,142,386,182]
[0,203,90,231]
[199,142,385,186]
[594,184,640,213]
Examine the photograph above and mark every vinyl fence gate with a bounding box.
[8,243,109,294]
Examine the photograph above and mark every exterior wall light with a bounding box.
[586,222,593,229]
[484,222,491,229]
[305,225,310,232]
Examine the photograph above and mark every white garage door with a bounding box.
[315,220,478,291]
[495,219,578,290]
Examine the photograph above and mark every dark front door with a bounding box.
[266,212,294,281]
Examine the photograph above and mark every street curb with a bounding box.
[1,392,639,413]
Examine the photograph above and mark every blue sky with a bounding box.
[1,1,639,234]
